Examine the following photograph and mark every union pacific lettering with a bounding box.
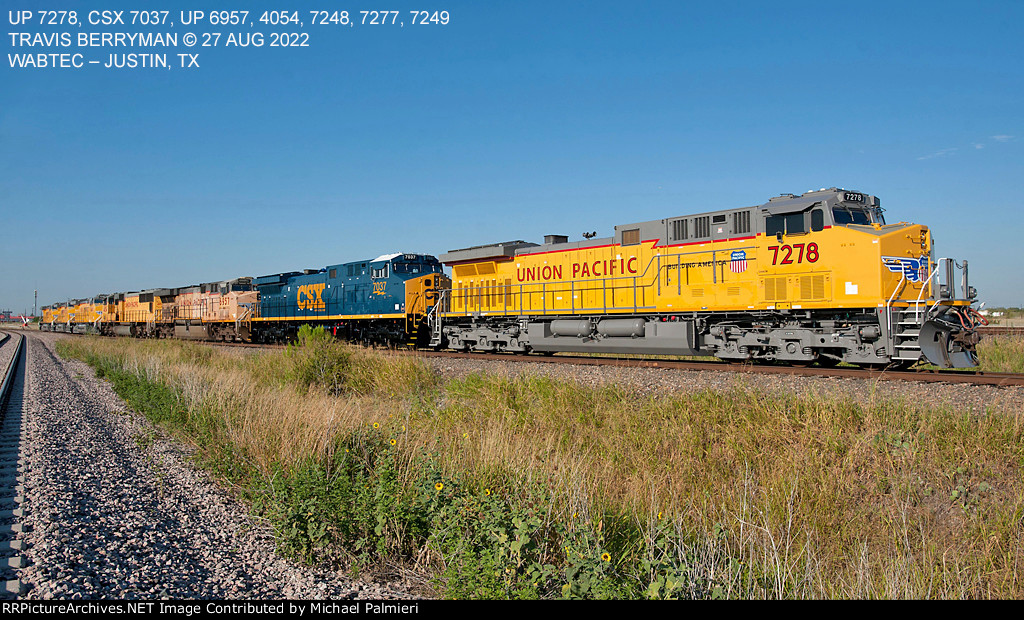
[516,257,639,283]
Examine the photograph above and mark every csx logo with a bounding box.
[297,283,326,311]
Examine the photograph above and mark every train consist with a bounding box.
[40,188,983,368]
[41,254,447,348]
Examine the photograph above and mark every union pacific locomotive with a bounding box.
[40,188,983,368]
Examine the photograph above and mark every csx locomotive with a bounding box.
[40,188,982,368]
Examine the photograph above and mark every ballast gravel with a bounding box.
[420,355,1024,416]
[0,331,18,377]
[13,332,418,600]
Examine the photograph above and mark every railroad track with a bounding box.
[47,328,1024,388]
[400,350,1024,387]
[0,331,28,597]
[203,338,1024,388]
[977,325,1024,336]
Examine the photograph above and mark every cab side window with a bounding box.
[811,209,824,232]
[766,211,809,236]
[785,213,806,234]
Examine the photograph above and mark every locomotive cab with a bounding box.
[763,190,884,240]
[757,188,979,367]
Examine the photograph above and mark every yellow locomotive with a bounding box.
[435,188,980,368]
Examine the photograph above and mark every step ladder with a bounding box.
[426,290,447,348]
[891,302,928,363]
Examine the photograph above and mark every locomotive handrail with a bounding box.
[885,272,907,343]
[446,271,662,317]
[426,290,447,346]
[236,305,252,331]
[915,256,953,322]
[445,240,765,318]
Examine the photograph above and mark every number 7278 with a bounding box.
[767,243,819,265]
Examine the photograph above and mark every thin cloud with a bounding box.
[917,147,957,160]
[918,134,1014,161]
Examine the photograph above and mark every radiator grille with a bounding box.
[671,219,688,241]
[764,277,787,301]
[800,275,827,300]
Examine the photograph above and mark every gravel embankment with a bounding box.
[15,332,418,599]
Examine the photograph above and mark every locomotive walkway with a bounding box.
[0,330,417,599]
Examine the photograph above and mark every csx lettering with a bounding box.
[767,243,819,265]
[296,283,326,311]
[89,10,124,25]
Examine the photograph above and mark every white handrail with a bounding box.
[886,273,906,340]
[915,256,952,322]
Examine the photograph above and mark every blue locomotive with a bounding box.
[251,253,445,345]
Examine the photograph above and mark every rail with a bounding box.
[199,339,1024,388]
[0,332,25,412]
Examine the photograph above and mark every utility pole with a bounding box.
[34,289,37,318]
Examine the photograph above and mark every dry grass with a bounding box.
[57,334,1024,598]
[977,335,1024,373]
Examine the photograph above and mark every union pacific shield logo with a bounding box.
[881,256,925,283]
[730,250,747,273]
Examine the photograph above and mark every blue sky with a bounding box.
[2,0,1022,312]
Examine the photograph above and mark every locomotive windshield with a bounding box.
[832,205,884,226]
[394,255,439,274]
[394,262,422,274]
